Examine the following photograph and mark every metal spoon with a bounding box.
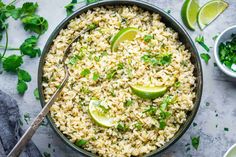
[7,28,89,157]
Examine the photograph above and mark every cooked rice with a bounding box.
[42,5,196,157]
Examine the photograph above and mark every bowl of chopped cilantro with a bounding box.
[214,25,236,77]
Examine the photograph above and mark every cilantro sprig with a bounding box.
[65,0,100,16]
[0,1,48,94]
[195,35,210,52]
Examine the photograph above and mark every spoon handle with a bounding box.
[7,70,69,157]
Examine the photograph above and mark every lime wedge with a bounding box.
[198,0,228,30]
[181,0,200,30]
[131,85,167,99]
[111,27,139,52]
[88,100,115,127]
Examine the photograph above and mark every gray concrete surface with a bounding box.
[0,0,236,157]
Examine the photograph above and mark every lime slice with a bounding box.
[88,100,115,127]
[198,0,228,30]
[111,27,139,52]
[131,85,167,99]
[181,0,200,30]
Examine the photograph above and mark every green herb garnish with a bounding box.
[200,53,211,64]
[80,68,90,77]
[219,34,236,72]
[92,72,100,81]
[17,69,31,82]
[134,122,142,130]
[141,53,172,66]
[17,80,28,94]
[34,88,39,100]
[224,128,229,131]
[75,139,87,147]
[195,35,210,52]
[144,105,157,116]
[106,69,117,80]
[117,122,129,132]
[124,99,133,107]
[143,34,154,42]
[20,36,41,58]
[191,136,200,150]
[3,54,23,72]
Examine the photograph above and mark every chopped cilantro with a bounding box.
[159,119,166,129]
[92,72,100,81]
[80,69,90,77]
[174,81,181,87]
[106,69,117,80]
[143,105,157,116]
[34,88,39,100]
[195,35,210,52]
[224,128,229,131]
[191,136,200,150]
[141,53,172,66]
[117,122,129,132]
[94,56,100,62]
[75,139,87,147]
[87,23,97,30]
[219,34,236,72]
[134,122,142,130]
[143,34,154,42]
[65,0,77,16]
[117,62,124,70]
[200,53,211,64]
[124,99,133,107]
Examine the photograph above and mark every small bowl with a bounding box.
[214,25,236,78]
[224,143,236,157]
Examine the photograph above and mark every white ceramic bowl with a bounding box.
[224,143,236,157]
[214,25,236,78]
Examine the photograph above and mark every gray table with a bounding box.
[0,0,236,157]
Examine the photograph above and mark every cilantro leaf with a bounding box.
[21,14,48,35]
[21,2,38,16]
[124,99,133,107]
[191,136,200,150]
[17,69,31,82]
[65,0,77,16]
[92,72,99,81]
[3,54,23,72]
[106,69,117,80]
[195,35,210,52]
[17,80,28,94]
[75,139,87,147]
[117,122,129,132]
[200,53,211,64]
[86,0,99,4]
[80,68,90,77]
[20,36,41,58]
[143,34,153,42]
[34,88,40,100]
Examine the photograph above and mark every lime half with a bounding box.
[198,0,228,30]
[181,0,200,30]
[88,100,115,127]
[111,27,139,52]
[131,85,167,99]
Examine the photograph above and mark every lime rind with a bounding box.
[111,27,139,52]
[131,85,167,99]
[89,100,115,127]
[181,0,200,30]
[197,0,228,30]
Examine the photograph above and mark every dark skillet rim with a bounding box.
[38,0,203,156]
